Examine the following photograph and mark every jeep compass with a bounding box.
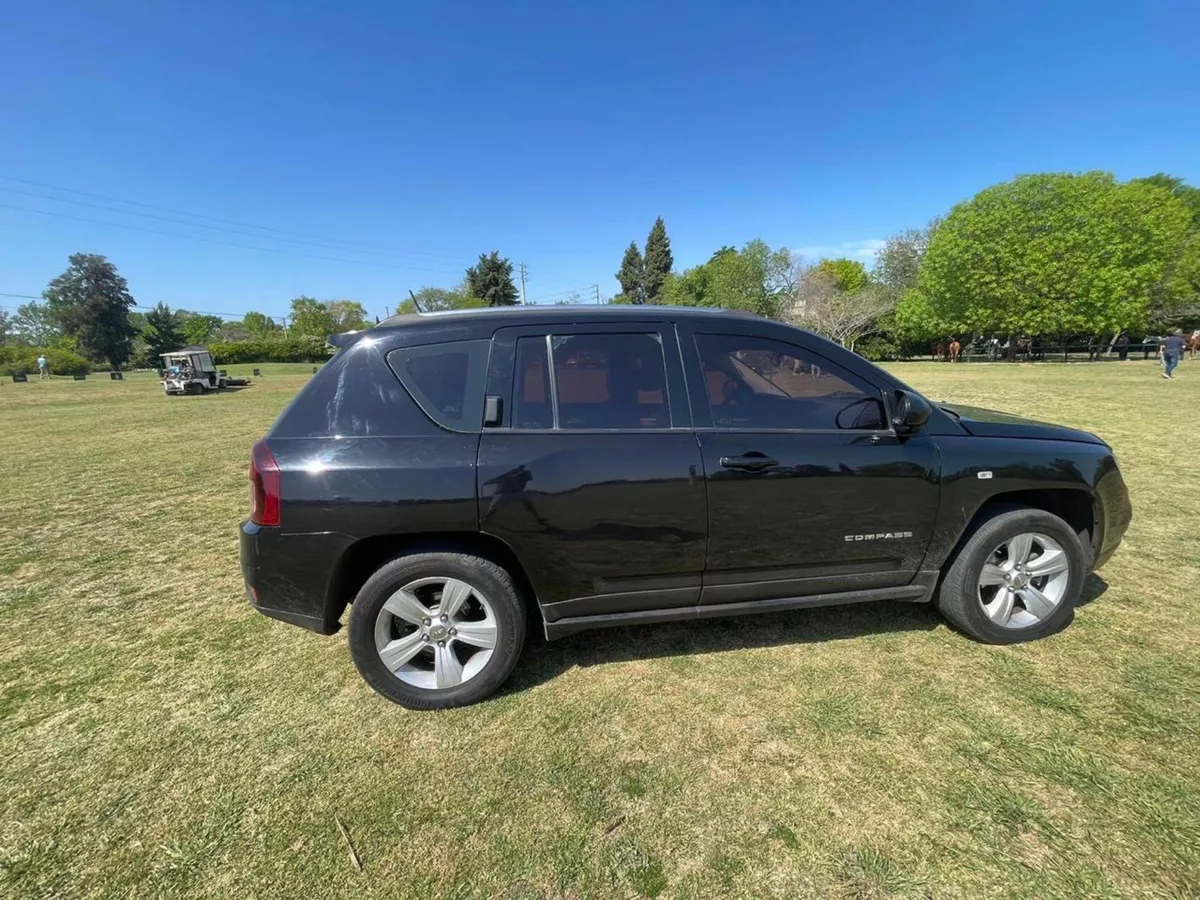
[239,307,1131,709]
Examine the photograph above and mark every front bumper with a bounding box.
[239,520,352,635]
[1093,465,1132,570]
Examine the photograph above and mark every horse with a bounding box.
[932,341,947,362]
[1190,331,1200,360]
[948,339,961,362]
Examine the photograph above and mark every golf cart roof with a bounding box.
[161,347,212,357]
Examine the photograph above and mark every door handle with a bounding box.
[719,454,779,471]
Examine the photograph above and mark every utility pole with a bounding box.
[518,263,528,305]
[592,284,601,305]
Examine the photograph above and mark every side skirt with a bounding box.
[543,581,935,641]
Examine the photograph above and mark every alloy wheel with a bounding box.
[373,577,498,689]
[977,531,1071,629]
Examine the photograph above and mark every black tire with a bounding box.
[347,552,526,709]
[936,506,1085,644]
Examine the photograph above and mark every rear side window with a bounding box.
[388,339,490,431]
[511,332,671,430]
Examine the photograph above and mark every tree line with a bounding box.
[5,170,1197,370]
[0,249,528,369]
[603,171,1200,356]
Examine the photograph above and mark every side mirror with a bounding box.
[892,389,931,433]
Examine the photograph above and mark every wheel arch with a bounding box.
[938,487,1098,576]
[324,531,540,631]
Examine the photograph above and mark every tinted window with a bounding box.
[513,337,553,429]
[388,339,490,431]
[694,334,883,430]
[550,333,670,429]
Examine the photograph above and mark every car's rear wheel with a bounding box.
[347,552,526,709]
[936,506,1085,644]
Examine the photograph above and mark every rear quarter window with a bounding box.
[387,339,491,432]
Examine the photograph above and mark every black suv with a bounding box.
[240,307,1131,709]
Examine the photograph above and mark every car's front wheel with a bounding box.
[347,551,526,709]
[936,506,1085,644]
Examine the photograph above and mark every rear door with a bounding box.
[477,323,707,623]
[679,325,940,605]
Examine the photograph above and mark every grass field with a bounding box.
[2,360,1197,900]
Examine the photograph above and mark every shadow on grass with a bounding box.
[503,574,1110,695]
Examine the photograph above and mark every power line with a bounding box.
[0,292,40,300]
[0,185,465,269]
[526,284,597,303]
[0,174,466,264]
[0,202,465,276]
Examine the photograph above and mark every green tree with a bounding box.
[1134,173,1200,225]
[616,241,645,304]
[0,310,8,347]
[915,172,1195,337]
[465,252,519,306]
[642,217,673,303]
[659,240,794,318]
[43,253,137,368]
[398,284,488,315]
[10,302,60,346]
[143,303,184,360]
[327,300,369,332]
[814,258,869,293]
[241,310,278,337]
[288,296,337,338]
[177,313,223,345]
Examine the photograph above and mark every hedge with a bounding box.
[0,347,92,376]
[206,336,334,364]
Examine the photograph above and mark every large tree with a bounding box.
[788,266,894,350]
[178,312,223,345]
[1134,173,1200,225]
[326,300,369,332]
[615,241,646,304]
[43,253,137,368]
[142,303,185,360]
[241,310,278,337]
[642,217,673,303]
[659,240,795,318]
[288,296,337,338]
[465,252,519,306]
[10,302,60,346]
[814,257,869,293]
[908,172,1195,337]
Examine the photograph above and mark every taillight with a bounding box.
[249,439,282,526]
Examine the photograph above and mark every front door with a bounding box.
[680,328,940,605]
[478,324,707,623]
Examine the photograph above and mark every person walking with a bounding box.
[36,354,48,379]
[1159,329,1185,379]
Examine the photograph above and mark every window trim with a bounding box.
[685,330,894,436]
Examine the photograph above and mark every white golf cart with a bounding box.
[160,347,247,395]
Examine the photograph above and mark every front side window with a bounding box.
[694,334,883,430]
[388,339,490,431]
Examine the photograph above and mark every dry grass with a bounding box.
[1,359,1197,900]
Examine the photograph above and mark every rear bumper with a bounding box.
[239,520,353,635]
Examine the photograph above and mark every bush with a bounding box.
[207,336,334,364]
[0,347,92,376]
[856,337,901,362]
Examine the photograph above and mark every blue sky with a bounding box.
[1,0,1197,322]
